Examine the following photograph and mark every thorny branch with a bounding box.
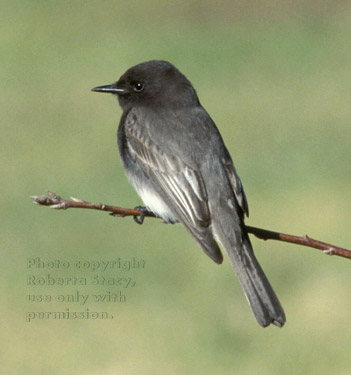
[31,191,351,260]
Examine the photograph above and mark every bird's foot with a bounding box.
[133,206,147,225]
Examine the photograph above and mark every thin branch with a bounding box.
[31,191,351,260]
[245,226,351,259]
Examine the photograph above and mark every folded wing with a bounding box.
[124,112,223,264]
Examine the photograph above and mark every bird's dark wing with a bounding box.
[124,111,223,264]
[221,147,249,217]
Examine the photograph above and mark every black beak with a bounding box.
[91,84,126,94]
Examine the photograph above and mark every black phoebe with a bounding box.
[92,60,286,327]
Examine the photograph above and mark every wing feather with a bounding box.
[124,112,223,263]
[222,148,249,217]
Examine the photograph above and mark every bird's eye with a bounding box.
[133,82,144,93]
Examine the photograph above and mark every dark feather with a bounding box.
[123,109,223,264]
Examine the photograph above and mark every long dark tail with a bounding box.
[234,233,286,327]
[212,215,286,327]
[228,233,286,327]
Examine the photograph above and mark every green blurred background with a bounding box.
[2,1,351,374]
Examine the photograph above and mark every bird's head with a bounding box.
[92,60,199,111]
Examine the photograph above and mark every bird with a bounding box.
[92,60,286,327]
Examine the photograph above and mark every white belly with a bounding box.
[137,186,177,223]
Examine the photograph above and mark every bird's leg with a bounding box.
[133,206,148,225]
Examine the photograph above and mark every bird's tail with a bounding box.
[213,218,286,327]
[230,234,286,327]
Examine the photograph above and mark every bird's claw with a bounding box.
[133,206,147,225]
